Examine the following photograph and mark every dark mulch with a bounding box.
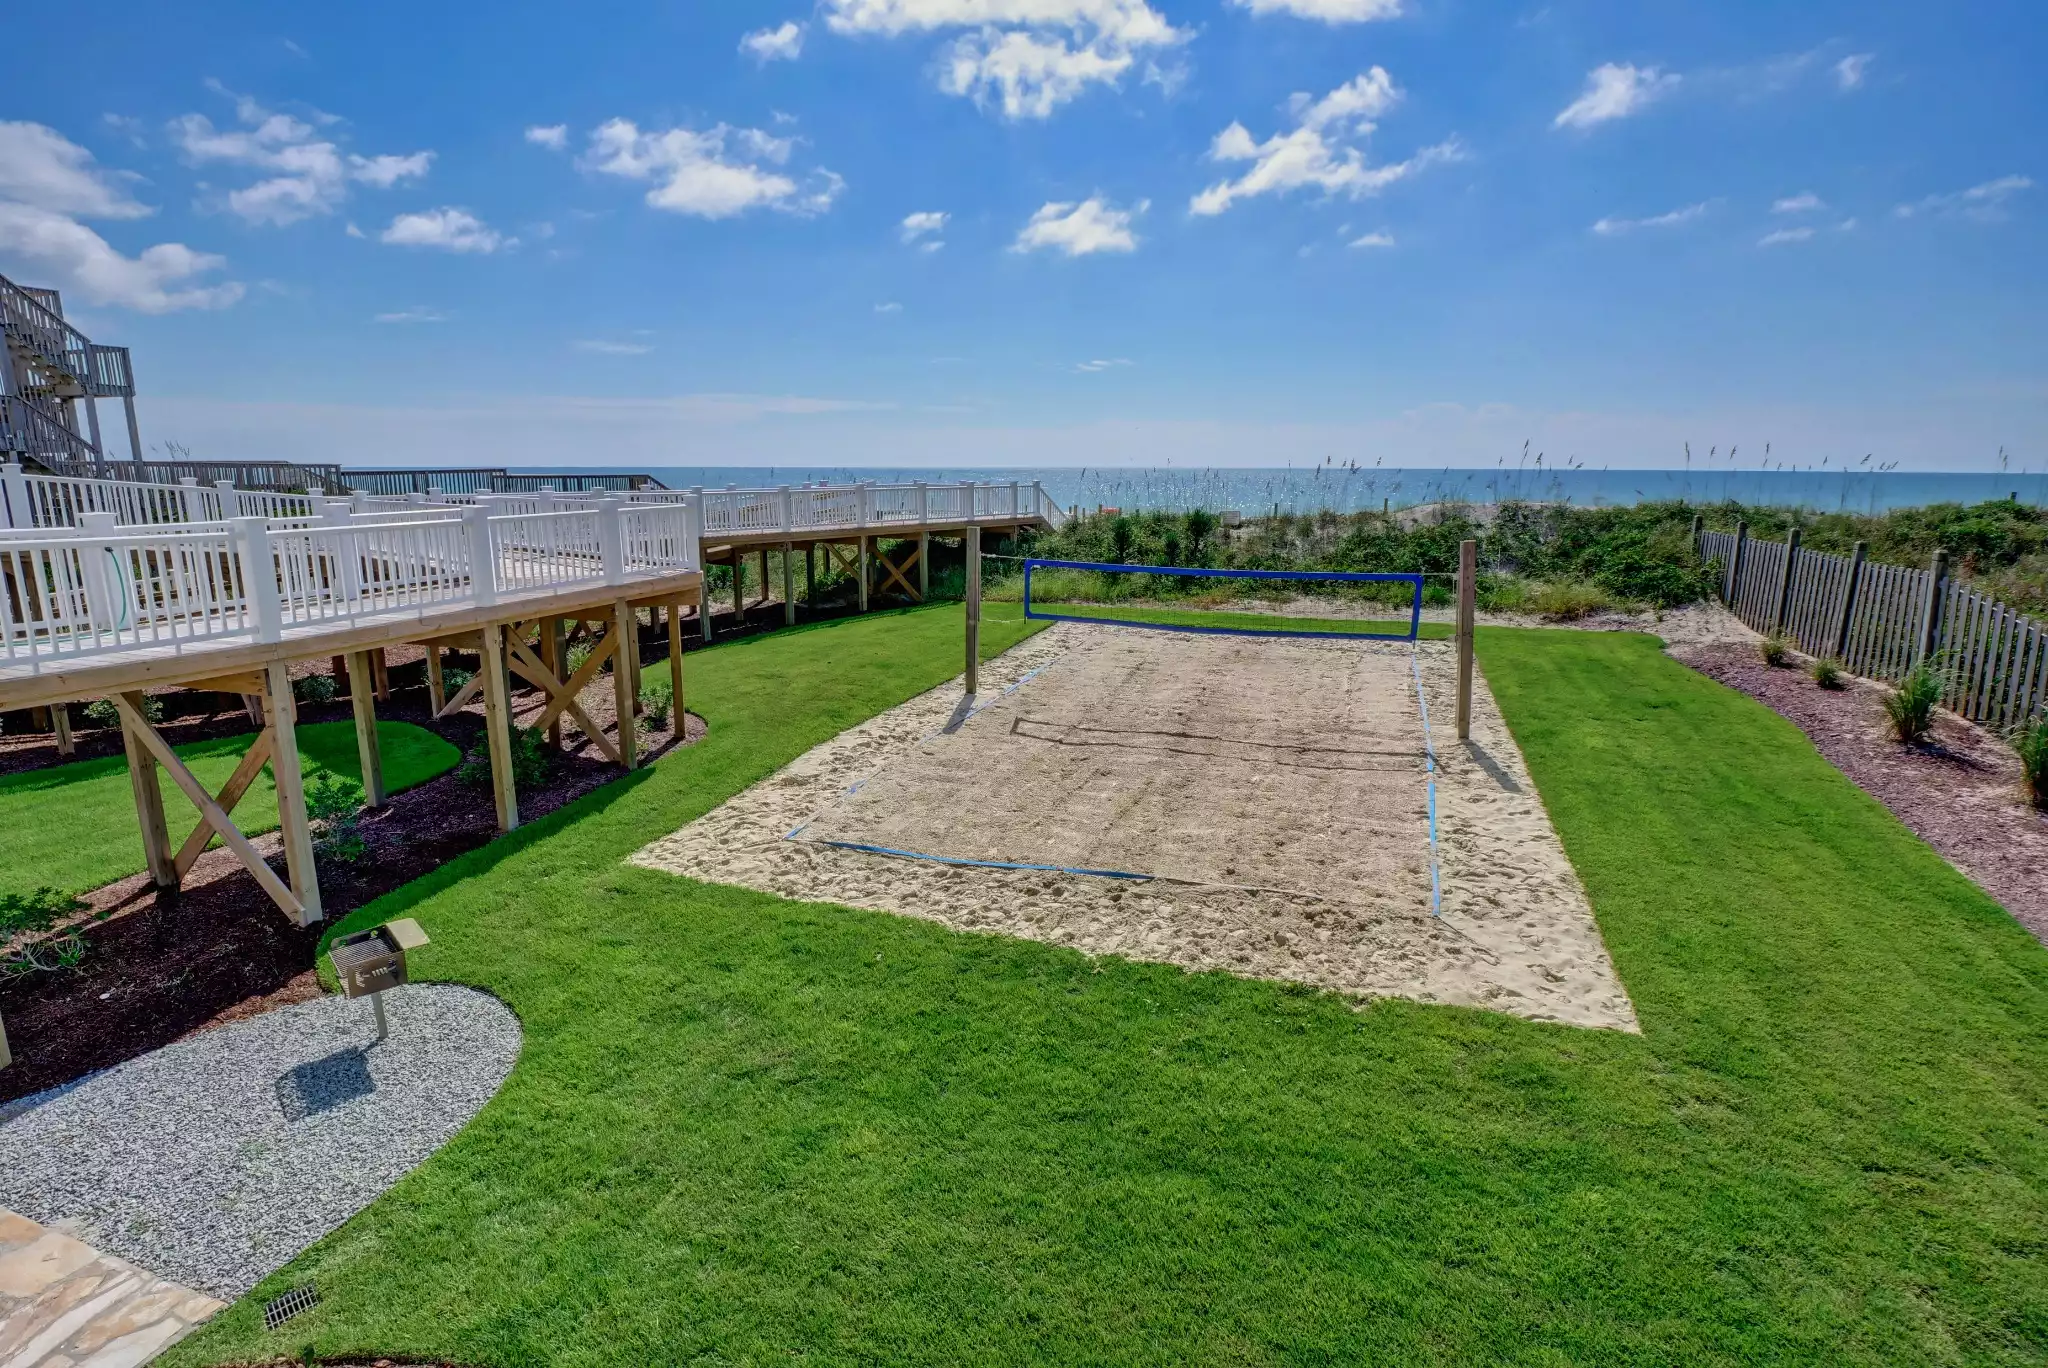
[0,673,706,1104]
[1676,642,2048,943]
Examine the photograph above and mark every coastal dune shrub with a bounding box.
[1882,660,1946,745]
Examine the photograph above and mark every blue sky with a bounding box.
[3,0,2044,471]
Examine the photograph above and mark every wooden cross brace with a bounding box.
[875,542,922,601]
[823,542,861,579]
[505,634,622,766]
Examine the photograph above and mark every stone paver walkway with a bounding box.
[0,1208,220,1368]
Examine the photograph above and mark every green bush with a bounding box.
[1810,656,1845,689]
[442,666,476,696]
[1528,581,1614,622]
[308,771,368,863]
[1882,660,1946,746]
[639,670,674,730]
[1760,634,1792,667]
[295,673,339,706]
[81,694,162,729]
[456,725,551,791]
[0,886,83,940]
[2012,716,2048,809]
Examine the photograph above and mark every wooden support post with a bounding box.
[858,536,870,612]
[759,549,772,608]
[1725,521,1748,606]
[918,531,929,601]
[965,526,982,695]
[1456,539,1477,742]
[480,623,520,831]
[0,1010,10,1071]
[120,700,177,889]
[612,600,639,771]
[806,543,816,604]
[1831,540,1867,661]
[732,552,745,623]
[347,651,386,806]
[1772,528,1801,637]
[1690,513,1704,555]
[332,654,350,695]
[51,704,73,756]
[782,543,796,625]
[426,644,446,714]
[264,661,322,923]
[1917,548,1950,666]
[668,600,686,733]
[372,647,391,701]
[543,618,565,749]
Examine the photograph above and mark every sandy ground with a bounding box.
[634,623,1637,1031]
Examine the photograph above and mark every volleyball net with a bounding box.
[1019,558,1426,641]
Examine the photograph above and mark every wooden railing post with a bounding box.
[779,484,793,533]
[233,516,283,642]
[1832,541,1867,661]
[77,511,120,643]
[598,497,627,586]
[1773,527,1801,636]
[176,476,200,524]
[916,481,929,524]
[1916,548,1950,665]
[463,505,500,606]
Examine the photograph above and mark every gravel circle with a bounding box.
[0,983,521,1299]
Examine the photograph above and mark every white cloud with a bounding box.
[1772,192,1823,214]
[1758,226,1815,246]
[0,121,152,218]
[1834,53,1873,91]
[900,210,948,248]
[1013,196,1142,255]
[379,207,508,253]
[1553,63,1678,130]
[1073,357,1132,372]
[374,307,446,323]
[874,301,903,314]
[525,124,569,151]
[577,118,843,219]
[821,0,1186,120]
[1349,229,1395,248]
[1590,201,1711,235]
[1894,175,2034,223]
[742,21,807,61]
[0,201,242,312]
[1227,0,1401,19]
[1190,69,1460,216]
[169,84,432,225]
[344,221,365,238]
[572,338,655,354]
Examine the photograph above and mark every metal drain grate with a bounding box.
[263,1283,320,1330]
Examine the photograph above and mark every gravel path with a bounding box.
[0,984,520,1300]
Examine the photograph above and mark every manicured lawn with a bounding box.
[168,614,2048,1366]
[1026,599,1454,639]
[0,721,459,902]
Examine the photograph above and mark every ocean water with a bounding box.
[516,465,2048,516]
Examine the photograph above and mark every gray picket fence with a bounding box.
[1697,525,2047,729]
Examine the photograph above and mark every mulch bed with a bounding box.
[1675,642,2048,943]
[1,672,705,1105]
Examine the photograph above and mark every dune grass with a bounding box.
[164,613,2048,1366]
[0,721,459,903]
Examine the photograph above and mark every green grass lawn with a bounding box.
[165,612,2048,1366]
[0,721,459,903]
[1025,599,1455,639]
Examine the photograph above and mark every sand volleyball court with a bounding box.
[634,623,1637,1030]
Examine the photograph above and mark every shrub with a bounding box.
[456,725,550,790]
[1760,633,1792,667]
[2012,717,2048,809]
[1810,656,1845,689]
[307,771,368,863]
[442,666,476,696]
[1528,580,1614,622]
[1882,660,1946,746]
[0,887,83,940]
[82,694,162,729]
[295,673,338,706]
[639,670,674,730]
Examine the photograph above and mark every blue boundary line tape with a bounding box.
[815,840,1155,882]
[1409,646,1443,918]
[1023,559,1424,641]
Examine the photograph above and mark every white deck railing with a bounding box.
[1,464,317,529]
[0,501,699,669]
[692,479,1052,536]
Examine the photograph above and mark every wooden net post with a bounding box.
[1456,539,1476,742]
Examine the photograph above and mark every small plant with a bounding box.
[566,641,597,677]
[1882,660,1946,746]
[294,673,338,706]
[1528,580,1614,623]
[82,694,162,729]
[639,671,674,730]
[2011,716,2048,809]
[0,932,88,981]
[0,887,83,940]
[456,725,551,790]
[441,666,476,696]
[307,772,368,863]
[1759,633,1793,667]
[1810,656,1845,690]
